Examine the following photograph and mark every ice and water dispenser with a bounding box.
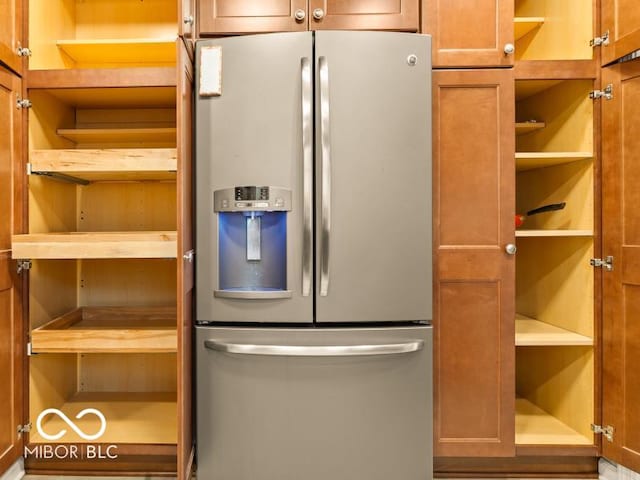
[214,186,292,299]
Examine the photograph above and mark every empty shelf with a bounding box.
[31,306,177,353]
[516,230,593,237]
[57,127,177,145]
[516,122,546,135]
[515,314,593,346]
[516,152,592,171]
[29,392,177,444]
[57,38,177,65]
[29,148,177,181]
[516,398,592,445]
[12,231,177,259]
[514,17,545,41]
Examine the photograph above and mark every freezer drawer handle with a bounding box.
[204,340,424,356]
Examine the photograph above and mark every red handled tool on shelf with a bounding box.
[515,202,566,228]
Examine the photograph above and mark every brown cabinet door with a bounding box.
[309,0,418,31]
[601,59,640,472]
[0,0,24,75]
[180,0,197,39]
[0,67,25,474]
[433,68,515,456]
[177,39,195,480]
[423,0,513,67]
[199,0,308,34]
[601,0,640,65]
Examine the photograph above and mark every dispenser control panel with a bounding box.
[214,186,292,212]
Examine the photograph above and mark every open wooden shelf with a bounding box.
[31,307,177,353]
[12,231,177,259]
[29,148,177,181]
[516,229,593,237]
[57,127,177,145]
[57,38,177,65]
[515,314,593,346]
[516,122,545,135]
[516,152,593,171]
[514,17,545,41]
[29,392,177,444]
[516,398,592,445]
[28,67,176,90]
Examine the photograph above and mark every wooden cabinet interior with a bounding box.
[29,0,178,70]
[514,0,593,61]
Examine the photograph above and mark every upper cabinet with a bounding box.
[0,0,24,75]
[601,0,640,65]
[198,0,418,35]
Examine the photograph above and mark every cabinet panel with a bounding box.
[309,0,418,31]
[601,0,640,64]
[602,60,640,472]
[433,69,515,456]
[0,0,23,75]
[199,0,307,34]
[423,0,513,67]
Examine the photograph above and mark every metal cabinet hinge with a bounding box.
[17,259,32,274]
[16,98,32,109]
[17,423,32,436]
[590,84,613,100]
[17,46,32,57]
[590,256,613,271]
[590,31,610,47]
[591,423,614,442]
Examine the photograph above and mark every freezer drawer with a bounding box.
[196,326,432,480]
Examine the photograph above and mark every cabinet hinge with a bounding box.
[16,46,32,57]
[591,423,614,442]
[590,84,613,100]
[590,256,613,271]
[17,259,32,274]
[17,423,32,436]
[590,31,610,47]
[16,98,32,109]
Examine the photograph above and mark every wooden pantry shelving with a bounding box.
[57,38,177,66]
[515,121,546,135]
[515,398,592,445]
[515,152,592,171]
[515,314,593,346]
[30,306,177,353]
[56,127,178,146]
[514,17,545,41]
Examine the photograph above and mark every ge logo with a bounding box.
[36,408,107,441]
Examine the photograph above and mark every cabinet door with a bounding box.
[177,39,194,480]
[433,69,515,456]
[198,0,308,34]
[423,0,513,67]
[601,0,640,65]
[180,0,197,39]
[0,67,24,474]
[0,0,23,75]
[309,0,418,31]
[602,60,640,472]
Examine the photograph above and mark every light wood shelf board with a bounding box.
[12,231,177,259]
[516,398,592,445]
[31,306,177,353]
[515,314,593,346]
[56,38,177,65]
[29,392,177,444]
[516,122,546,135]
[27,67,177,89]
[30,148,177,181]
[515,152,593,171]
[44,87,176,109]
[57,127,177,145]
[514,17,545,41]
[515,229,593,237]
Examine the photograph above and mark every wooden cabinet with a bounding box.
[600,0,640,65]
[0,65,25,475]
[0,0,24,75]
[198,0,418,34]
[432,68,515,457]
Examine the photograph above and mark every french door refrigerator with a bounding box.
[195,31,432,480]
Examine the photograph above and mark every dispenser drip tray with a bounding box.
[213,288,293,300]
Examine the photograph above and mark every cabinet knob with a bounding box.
[183,15,194,26]
[294,9,306,21]
[503,43,515,55]
[505,243,517,255]
[313,8,325,20]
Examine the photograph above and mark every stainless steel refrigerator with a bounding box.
[195,31,432,480]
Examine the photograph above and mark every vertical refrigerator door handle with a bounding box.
[318,56,331,297]
[301,57,313,297]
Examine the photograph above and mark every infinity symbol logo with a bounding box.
[36,408,107,441]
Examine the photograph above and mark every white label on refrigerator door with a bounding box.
[199,46,222,97]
